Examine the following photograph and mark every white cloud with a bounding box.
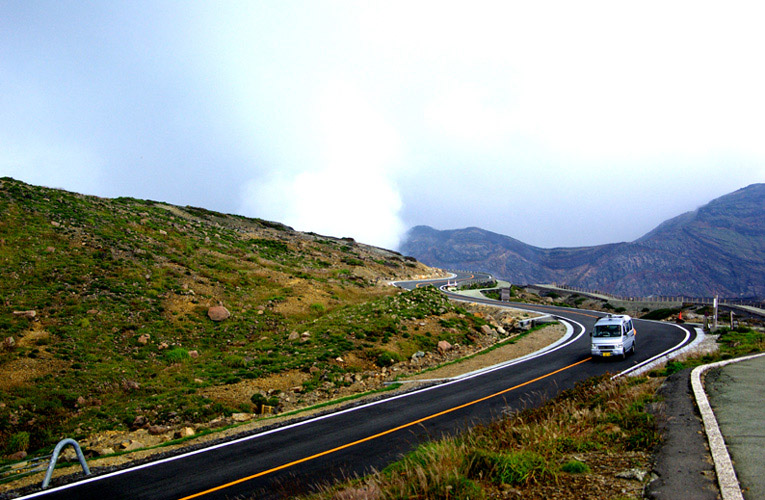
[240,79,406,249]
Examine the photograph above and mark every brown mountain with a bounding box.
[400,184,765,298]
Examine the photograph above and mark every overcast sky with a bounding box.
[2,1,764,249]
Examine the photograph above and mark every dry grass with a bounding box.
[309,375,662,500]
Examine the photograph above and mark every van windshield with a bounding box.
[594,324,622,337]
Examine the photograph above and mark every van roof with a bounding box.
[595,314,632,325]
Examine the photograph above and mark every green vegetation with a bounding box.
[641,308,682,320]
[0,178,457,458]
[312,374,661,499]
[457,279,497,291]
[648,325,764,376]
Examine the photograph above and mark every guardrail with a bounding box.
[539,284,765,311]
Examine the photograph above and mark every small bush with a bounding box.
[561,459,590,474]
[309,303,326,315]
[467,449,552,485]
[5,431,30,454]
[164,347,190,363]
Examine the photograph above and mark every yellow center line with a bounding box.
[179,357,592,499]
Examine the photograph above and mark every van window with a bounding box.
[594,324,621,337]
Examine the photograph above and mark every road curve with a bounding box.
[16,274,697,500]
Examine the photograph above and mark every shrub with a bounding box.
[467,449,552,485]
[372,350,402,367]
[561,459,590,474]
[309,303,326,315]
[164,347,190,363]
[5,431,30,454]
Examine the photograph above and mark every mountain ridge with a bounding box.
[401,184,765,298]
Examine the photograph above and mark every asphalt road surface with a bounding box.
[17,274,697,500]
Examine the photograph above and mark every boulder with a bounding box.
[481,324,495,335]
[148,425,169,435]
[207,306,231,322]
[12,310,36,319]
[437,340,453,353]
[174,427,195,439]
[7,451,27,461]
[132,415,148,428]
[120,440,144,452]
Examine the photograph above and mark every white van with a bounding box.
[590,314,636,359]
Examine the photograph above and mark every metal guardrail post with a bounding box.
[42,438,90,489]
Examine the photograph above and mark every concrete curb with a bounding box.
[691,352,765,500]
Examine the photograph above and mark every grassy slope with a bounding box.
[0,178,488,457]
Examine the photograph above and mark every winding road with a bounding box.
[17,272,699,500]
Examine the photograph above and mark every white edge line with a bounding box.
[691,353,765,500]
[15,311,585,499]
[613,322,694,379]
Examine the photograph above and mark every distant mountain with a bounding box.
[400,184,765,298]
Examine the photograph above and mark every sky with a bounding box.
[2,1,764,250]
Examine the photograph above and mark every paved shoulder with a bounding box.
[705,355,765,500]
[646,368,719,500]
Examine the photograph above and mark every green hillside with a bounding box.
[0,178,485,458]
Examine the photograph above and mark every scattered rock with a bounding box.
[231,413,251,422]
[7,451,27,461]
[411,351,426,361]
[132,415,148,429]
[335,357,344,363]
[12,310,36,319]
[3,336,15,350]
[93,447,115,457]
[158,342,169,350]
[207,306,231,322]
[174,427,195,439]
[437,340,453,353]
[123,380,141,391]
[188,350,199,358]
[288,331,300,341]
[120,439,144,451]
[45,246,56,253]
[137,334,150,345]
[616,468,647,482]
[158,229,167,235]
[148,425,170,435]
[51,221,61,227]
[481,324,495,335]
[309,366,320,374]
